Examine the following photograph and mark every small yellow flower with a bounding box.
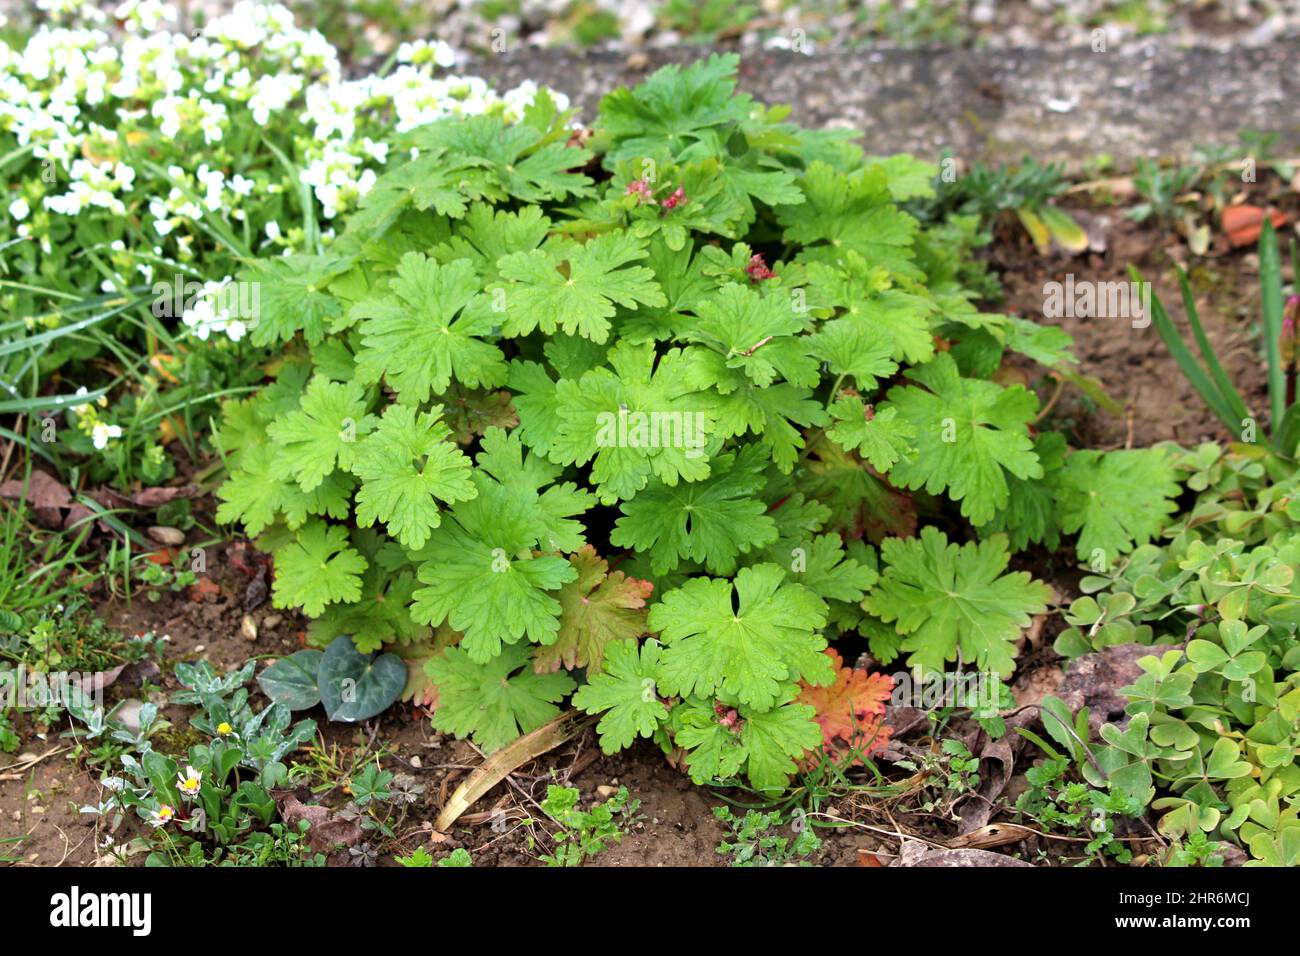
[149,804,175,828]
[217,722,233,735]
[176,765,202,798]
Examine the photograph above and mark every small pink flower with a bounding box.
[745,253,775,282]
[625,179,653,203]
[713,701,742,733]
[660,186,686,211]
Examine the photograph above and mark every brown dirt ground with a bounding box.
[2,174,1294,870]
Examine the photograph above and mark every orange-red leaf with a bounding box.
[797,648,893,762]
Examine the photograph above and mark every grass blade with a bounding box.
[1174,264,1251,426]
[1131,265,1239,432]
[1259,220,1285,434]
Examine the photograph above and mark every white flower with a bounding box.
[8,198,30,220]
[91,422,122,449]
[397,39,456,69]
[148,803,175,828]
[176,765,202,797]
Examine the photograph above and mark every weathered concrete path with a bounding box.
[468,41,1299,166]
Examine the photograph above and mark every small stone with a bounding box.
[596,785,618,798]
[147,525,185,546]
[240,615,258,642]
[409,755,422,768]
[263,614,283,630]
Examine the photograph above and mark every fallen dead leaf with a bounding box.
[1222,204,1288,248]
[945,823,1037,850]
[896,841,1035,867]
[0,469,73,527]
[276,794,364,863]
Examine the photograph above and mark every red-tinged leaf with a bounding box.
[441,385,519,445]
[797,648,893,762]
[533,545,653,675]
[802,435,917,542]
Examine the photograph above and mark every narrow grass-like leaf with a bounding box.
[1175,264,1250,427]
[1132,265,1238,433]
[1259,220,1285,433]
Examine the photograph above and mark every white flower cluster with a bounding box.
[0,0,568,338]
[180,276,249,342]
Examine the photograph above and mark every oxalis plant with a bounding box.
[215,55,1189,795]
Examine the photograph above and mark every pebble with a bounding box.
[410,755,422,768]
[147,525,186,546]
[240,615,258,642]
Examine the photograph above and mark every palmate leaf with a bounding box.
[804,255,936,364]
[979,431,1067,552]
[863,526,1051,677]
[678,129,805,223]
[549,341,716,503]
[430,203,550,282]
[410,477,578,662]
[598,53,754,162]
[349,403,477,550]
[243,254,351,347]
[426,644,576,753]
[682,283,818,388]
[506,359,564,457]
[310,566,428,654]
[572,638,668,753]
[533,547,654,674]
[618,236,714,344]
[796,648,893,758]
[353,252,507,404]
[671,688,822,793]
[610,442,778,576]
[826,396,916,472]
[266,376,377,492]
[404,114,593,203]
[807,317,899,392]
[778,162,920,279]
[271,521,368,617]
[438,384,519,445]
[349,148,495,230]
[883,352,1042,526]
[496,232,666,344]
[801,434,918,542]
[680,350,828,473]
[216,443,354,536]
[1057,448,1180,565]
[474,427,595,554]
[648,563,833,711]
[768,532,878,605]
